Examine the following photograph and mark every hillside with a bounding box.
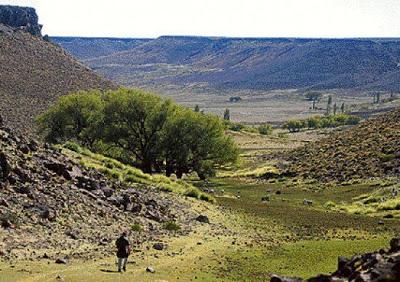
[0,116,196,261]
[288,108,400,182]
[54,36,400,92]
[0,6,116,135]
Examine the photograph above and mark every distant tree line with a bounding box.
[37,89,239,179]
[283,114,361,132]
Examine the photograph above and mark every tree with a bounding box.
[102,89,173,173]
[37,91,104,146]
[341,102,345,113]
[194,105,200,112]
[333,103,337,115]
[223,108,230,121]
[305,92,322,110]
[163,109,238,179]
[38,88,239,179]
[326,96,332,115]
[284,120,305,132]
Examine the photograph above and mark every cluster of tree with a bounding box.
[223,120,273,135]
[37,89,239,179]
[283,114,361,132]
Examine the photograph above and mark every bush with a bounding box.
[63,141,82,153]
[131,223,142,232]
[163,221,181,231]
[184,189,200,198]
[258,124,273,135]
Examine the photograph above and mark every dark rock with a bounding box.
[390,238,400,252]
[76,176,99,191]
[153,243,164,251]
[44,162,71,180]
[0,152,10,181]
[55,258,68,264]
[0,5,42,37]
[195,215,210,224]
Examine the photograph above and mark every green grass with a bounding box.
[61,143,215,203]
[220,237,390,280]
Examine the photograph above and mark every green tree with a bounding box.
[164,109,238,179]
[333,103,337,115]
[223,108,230,121]
[194,105,200,112]
[284,120,305,132]
[37,91,104,146]
[341,102,345,113]
[102,89,172,173]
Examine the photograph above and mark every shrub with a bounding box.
[184,189,200,198]
[131,223,142,232]
[258,124,273,135]
[63,141,82,153]
[164,221,181,231]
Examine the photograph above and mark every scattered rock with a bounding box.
[153,243,165,251]
[195,215,210,224]
[146,266,155,273]
[55,258,68,264]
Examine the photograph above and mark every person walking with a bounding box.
[115,231,131,272]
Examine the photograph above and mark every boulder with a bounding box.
[195,215,210,224]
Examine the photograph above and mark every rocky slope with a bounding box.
[54,36,400,92]
[0,116,197,261]
[272,237,400,282]
[0,5,116,136]
[288,109,400,182]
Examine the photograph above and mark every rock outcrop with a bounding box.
[0,5,42,37]
[272,237,400,282]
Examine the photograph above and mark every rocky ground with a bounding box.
[288,108,400,182]
[0,116,201,262]
[272,237,400,282]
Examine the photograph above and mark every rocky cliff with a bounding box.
[0,5,42,37]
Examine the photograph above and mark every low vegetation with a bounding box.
[283,114,360,132]
[63,142,215,202]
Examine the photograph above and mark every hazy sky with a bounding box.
[1,0,399,38]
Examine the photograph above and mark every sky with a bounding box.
[1,0,399,38]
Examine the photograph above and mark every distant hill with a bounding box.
[288,108,400,182]
[53,36,400,92]
[0,6,116,135]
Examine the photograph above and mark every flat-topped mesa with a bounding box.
[0,5,42,37]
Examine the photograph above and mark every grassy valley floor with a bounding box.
[1,177,398,281]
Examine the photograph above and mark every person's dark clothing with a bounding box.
[116,235,130,258]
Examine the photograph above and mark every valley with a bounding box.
[0,4,399,282]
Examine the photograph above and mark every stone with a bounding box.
[55,258,68,264]
[146,266,155,273]
[389,237,400,252]
[195,215,210,224]
[153,243,164,251]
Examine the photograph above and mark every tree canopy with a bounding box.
[37,88,238,178]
